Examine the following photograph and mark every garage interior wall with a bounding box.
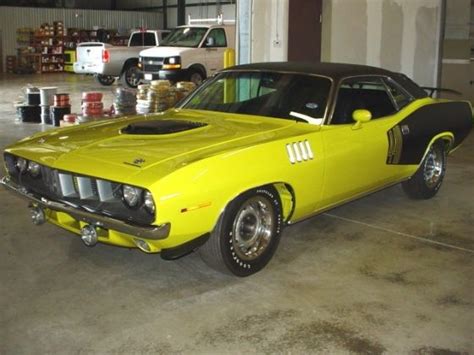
[116,0,236,28]
[321,0,443,87]
[0,6,164,72]
[440,0,473,102]
[250,0,289,63]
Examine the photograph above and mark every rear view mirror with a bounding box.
[352,109,372,129]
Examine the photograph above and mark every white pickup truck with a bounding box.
[73,30,170,88]
[138,17,235,85]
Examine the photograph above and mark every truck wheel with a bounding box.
[121,64,140,88]
[199,186,283,277]
[96,74,115,86]
[189,69,205,86]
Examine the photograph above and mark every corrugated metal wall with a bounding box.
[0,6,163,72]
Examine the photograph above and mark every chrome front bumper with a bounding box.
[0,176,170,240]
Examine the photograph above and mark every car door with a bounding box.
[318,76,410,209]
[202,28,227,76]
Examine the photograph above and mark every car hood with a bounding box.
[139,46,194,57]
[6,109,300,185]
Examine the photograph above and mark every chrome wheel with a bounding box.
[125,66,140,88]
[231,196,275,261]
[423,146,444,188]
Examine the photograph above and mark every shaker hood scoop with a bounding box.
[121,120,207,135]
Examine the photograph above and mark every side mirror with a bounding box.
[352,109,372,129]
[206,37,215,47]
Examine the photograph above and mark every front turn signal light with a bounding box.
[162,64,181,70]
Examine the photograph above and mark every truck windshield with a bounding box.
[160,27,208,47]
[181,71,332,123]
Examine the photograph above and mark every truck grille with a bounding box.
[141,56,163,72]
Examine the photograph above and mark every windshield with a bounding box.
[181,71,332,123]
[160,27,208,47]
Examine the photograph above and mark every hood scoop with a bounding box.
[122,120,207,135]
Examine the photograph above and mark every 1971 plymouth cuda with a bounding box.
[1,62,472,276]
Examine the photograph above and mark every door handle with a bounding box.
[206,48,218,51]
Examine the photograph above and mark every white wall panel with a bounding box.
[321,0,443,86]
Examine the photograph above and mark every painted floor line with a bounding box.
[323,213,474,254]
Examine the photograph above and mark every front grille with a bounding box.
[141,56,163,73]
[143,64,162,72]
[4,153,153,225]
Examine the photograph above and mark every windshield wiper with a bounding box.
[289,111,323,125]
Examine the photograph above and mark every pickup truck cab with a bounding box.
[138,18,235,85]
[73,30,170,88]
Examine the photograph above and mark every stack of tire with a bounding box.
[113,87,136,116]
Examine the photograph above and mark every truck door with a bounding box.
[202,28,227,76]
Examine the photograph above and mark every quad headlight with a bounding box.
[122,185,142,208]
[121,185,155,215]
[16,158,28,173]
[27,161,41,177]
[143,191,155,214]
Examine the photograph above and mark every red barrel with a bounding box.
[54,93,70,107]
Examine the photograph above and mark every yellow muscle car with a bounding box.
[2,62,472,276]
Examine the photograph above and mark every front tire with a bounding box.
[189,69,205,86]
[402,141,447,199]
[121,63,140,88]
[199,186,283,277]
[96,74,115,86]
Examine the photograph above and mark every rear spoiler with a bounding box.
[421,87,462,97]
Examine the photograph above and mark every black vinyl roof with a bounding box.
[226,61,427,99]
[228,61,393,79]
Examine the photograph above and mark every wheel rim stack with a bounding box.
[113,87,136,116]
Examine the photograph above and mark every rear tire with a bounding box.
[96,74,115,86]
[121,63,140,88]
[402,141,447,199]
[199,186,283,277]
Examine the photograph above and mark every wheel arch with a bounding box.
[218,182,295,225]
[121,57,139,75]
[420,132,454,163]
[187,63,207,78]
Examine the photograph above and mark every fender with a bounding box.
[386,101,472,165]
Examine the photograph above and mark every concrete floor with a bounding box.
[0,73,473,354]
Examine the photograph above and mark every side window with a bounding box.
[384,78,413,110]
[204,28,227,47]
[331,77,397,125]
